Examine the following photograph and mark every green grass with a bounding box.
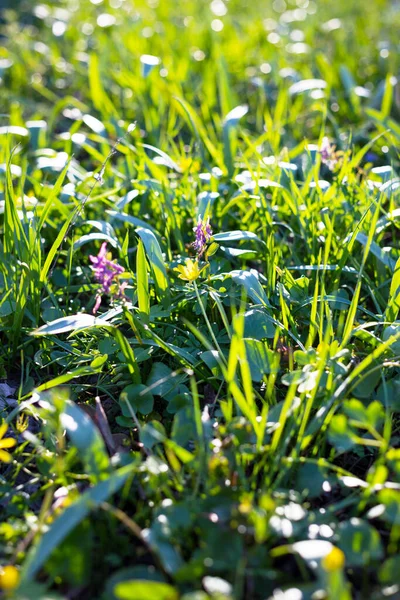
[0,0,400,598]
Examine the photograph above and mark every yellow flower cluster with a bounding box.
[0,422,16,463]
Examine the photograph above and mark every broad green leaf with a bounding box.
[289,79,327,95]
[243,308,276,339]
[73,232,120,250]
[107,210,159,235]
[231,269,271,307]
[379,556,400,584]
[146,363,185,397]
[32,314,102,335]
[61,401,110,482]
[213,230,265,245]
[337,520,383,566]
[244,339,278,381]
[114,580,178,600]
[142,143,181,172]
[120,383,154,415]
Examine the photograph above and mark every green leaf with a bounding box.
[32,314,103,335]
[328,414,357,453]
[244,339,278,381]
[141,421,166,449]
[136,227,170,306]
[114,580,178,600]
[120,383,154,415]
[386,257,400,322]
[146,362,185,397]
[61,401,110,481]
[243,308,276,339]
[136,238,150,323]
[88,54,116,116]
[200,350,222,377]
[379,556,400,584]
[289,78,327,95]
[213,230,265,245]
[382,324,400,355]
[353,232,396,271]
[21,463,136,582]
[343,399,384,428]
[142,143,182,172]
[223,104,248,176]
[107,210,159,236]
[377,489,400,524]
[73,232,120,250]
[337,519,383,566]
[105,567,166,600]
[113,328,141,384]
[231,269,271,307]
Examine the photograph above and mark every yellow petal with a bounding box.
[0,422,8,440]
[322,546,345,572]
[0,437,16,449]
[0,449,12,463]
[0,566,20,591]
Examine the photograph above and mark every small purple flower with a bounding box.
[319,137,338,171]
[89,243,126,313]
[193,215,212,257]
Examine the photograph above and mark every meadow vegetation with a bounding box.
[0,0,400,598]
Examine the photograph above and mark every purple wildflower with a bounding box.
[89,243,126,313]
[193,215,212,257]
[319,137,338,170]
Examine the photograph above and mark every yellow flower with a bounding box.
[322,546,345,572]
[174,258,203,282]
[0,565,20,592]
[0,422,17,463]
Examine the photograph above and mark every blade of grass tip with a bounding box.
[136,238,150,324]
[89,53,116,117]
[36,161,70,233]
[190,375,204,447]
[136,227,170,307]
[185,307,259,429]
[43,138,122,285]
[386,256,400,322]
[237,336,257,420]
[209,289,232,340]
[225,302,260,433]
[341,196,383,347]
[4,147,27,256]
[112,328,141,384]
[269,381,298,456]
[305,254,321,348]
[332,201,371,291]
[255,400,269,453]
[296,330,330,452]
[173,96,220,168]
[193,280,226,364]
